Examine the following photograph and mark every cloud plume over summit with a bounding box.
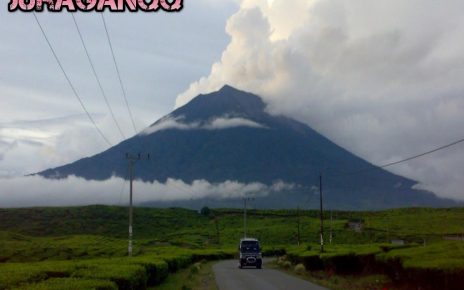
[177,0,464,200]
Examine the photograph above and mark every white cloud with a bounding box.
[205,116,265,130]
[176,0,464,200]
[141,115,265,135]
[0,114,117,177]
[0,175,294,208]
[141,116,199,135]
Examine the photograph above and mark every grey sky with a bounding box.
[0,0,238,176]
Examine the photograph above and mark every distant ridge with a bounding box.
[38,85,458,209]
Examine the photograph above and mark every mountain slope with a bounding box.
[38,85,456,209]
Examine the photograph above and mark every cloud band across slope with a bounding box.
[141,115,266,135]
[0,175,293,208]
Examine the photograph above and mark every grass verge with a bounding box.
[153,260,218,290]
[269,259,396,290]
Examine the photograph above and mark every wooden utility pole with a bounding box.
[329,210,333,244]
[243,197,253,238]
[126,153,150,257]
[214,215,220,245]
[319,174,324,253]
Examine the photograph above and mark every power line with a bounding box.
[33,12,112,147]
[71,14,126,140]
[329,136,464,177]
[378,137,464,169]
[101,14,138,135]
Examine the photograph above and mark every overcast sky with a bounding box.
[1,0,464,205]
[0,0,238,176]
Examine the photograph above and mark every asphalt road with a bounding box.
[213,259,329,290]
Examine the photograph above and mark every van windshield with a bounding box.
[240,241,260,253]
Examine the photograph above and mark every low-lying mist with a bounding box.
[0,175,293,208]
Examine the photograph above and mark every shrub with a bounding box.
[263,247,286,257]
[190,262,201,274]
[200,207,211,217]
[72,264,147,290]
[126,257,169,285]
[0,261,76,289]
[12,278,117,290]
[282,261,292,270]
[294,263,306,275]
[164,255,192,272]
[276,256,285,266]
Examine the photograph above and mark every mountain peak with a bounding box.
[171,85,266,122]
[218,84,236,92]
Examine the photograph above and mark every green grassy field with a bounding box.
[0,206,463,289]
[2,206,463,246]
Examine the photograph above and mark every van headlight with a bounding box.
[257,253,262,259]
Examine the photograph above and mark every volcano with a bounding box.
[38,85,456,209]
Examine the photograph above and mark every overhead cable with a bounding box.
[101,14,138,134]
[33,12,112,147]
[71,14,126,140]
[329,136,464,177]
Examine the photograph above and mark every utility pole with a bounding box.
[319,174,324,253]
[214,215,220,245]
[126,153,150,257]
[243,197,253,238]
[329,210,333,244]
[386,216,390,244]
[297,206,301,246]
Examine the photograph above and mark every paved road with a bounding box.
[213,259,328,290]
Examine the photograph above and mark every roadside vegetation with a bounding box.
[153,260,218,290]
[0,206,463,289]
